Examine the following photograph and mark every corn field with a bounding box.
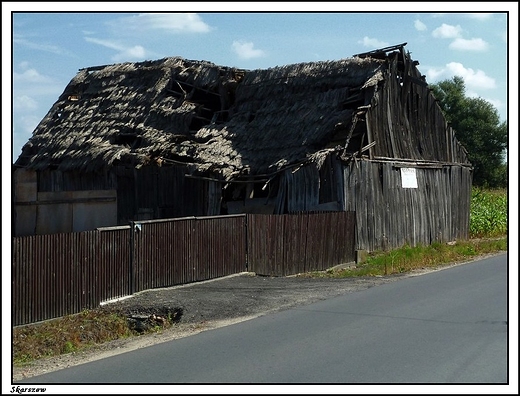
[469,187,508,238]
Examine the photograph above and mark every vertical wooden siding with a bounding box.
[12,212,356,326]
[364,50,469,165]
[247,212,356,276]
[343,160,471,251]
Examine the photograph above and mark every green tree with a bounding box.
[430,76,507,187]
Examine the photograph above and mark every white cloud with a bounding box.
[16,115,41,135]
[449,38,489,51]
[447,62,496,89]
[432,13,493,20]
[12,65,64,100]
[14,95,38,111]
[11,64,62,158]
[432,23,462,39]
[84,37,149,61]
[426,67,444,81]
[358,36,389,48]
[13,68,52,83]
[426,62,496,90]
[414,20,427,31]
[84,37,125,51]
[114,13,212,34]
[232,41,266,60]
[13,36,75,57]
[112,46,147,62]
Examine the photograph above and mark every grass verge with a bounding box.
[13,309,136,365]
[12,307,181,366]
[298,237,507,279]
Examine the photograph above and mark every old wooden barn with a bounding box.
[13,43,472,251]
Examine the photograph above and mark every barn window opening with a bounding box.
[170,69,245,130]
[342,94,364,110]
[344,120,368,154]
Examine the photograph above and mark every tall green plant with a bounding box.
[469,187,507,238]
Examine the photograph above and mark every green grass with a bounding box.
[300,237,507,279]
[13,309,139,365]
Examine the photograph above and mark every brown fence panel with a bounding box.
[248,212,356,276]
[133,220,175,292]
[13,231,94,326]
[283,214,308,276]
[247,214,284,276]
[133,215,247,293]
[305,211,357,273]
[13,212,353,326]
[193,216,247,281]
[12,228,130,326]
[97,227,131,303]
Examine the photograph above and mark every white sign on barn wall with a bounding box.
[401,168,418,188]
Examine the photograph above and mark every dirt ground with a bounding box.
[11,259,494,382]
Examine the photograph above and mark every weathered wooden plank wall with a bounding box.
[276,162,345,214]
[343,159,471,252]
[365,50,468,165]
[115,165,212,224]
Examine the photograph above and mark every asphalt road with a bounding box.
[17,253,508,386]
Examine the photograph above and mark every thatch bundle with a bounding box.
[15,55,385,179]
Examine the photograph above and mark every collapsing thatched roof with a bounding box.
[15,52,387,180]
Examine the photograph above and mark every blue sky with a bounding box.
[5,3,517,163]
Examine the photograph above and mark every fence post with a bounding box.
[129,221,135,295]
[245,214,249,272]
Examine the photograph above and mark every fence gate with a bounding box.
[130,215,247,293]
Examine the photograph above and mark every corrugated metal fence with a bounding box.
[12,212,355,326]
[12,227,131,326]
[247,212,356,276]
[132,215,247,292]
